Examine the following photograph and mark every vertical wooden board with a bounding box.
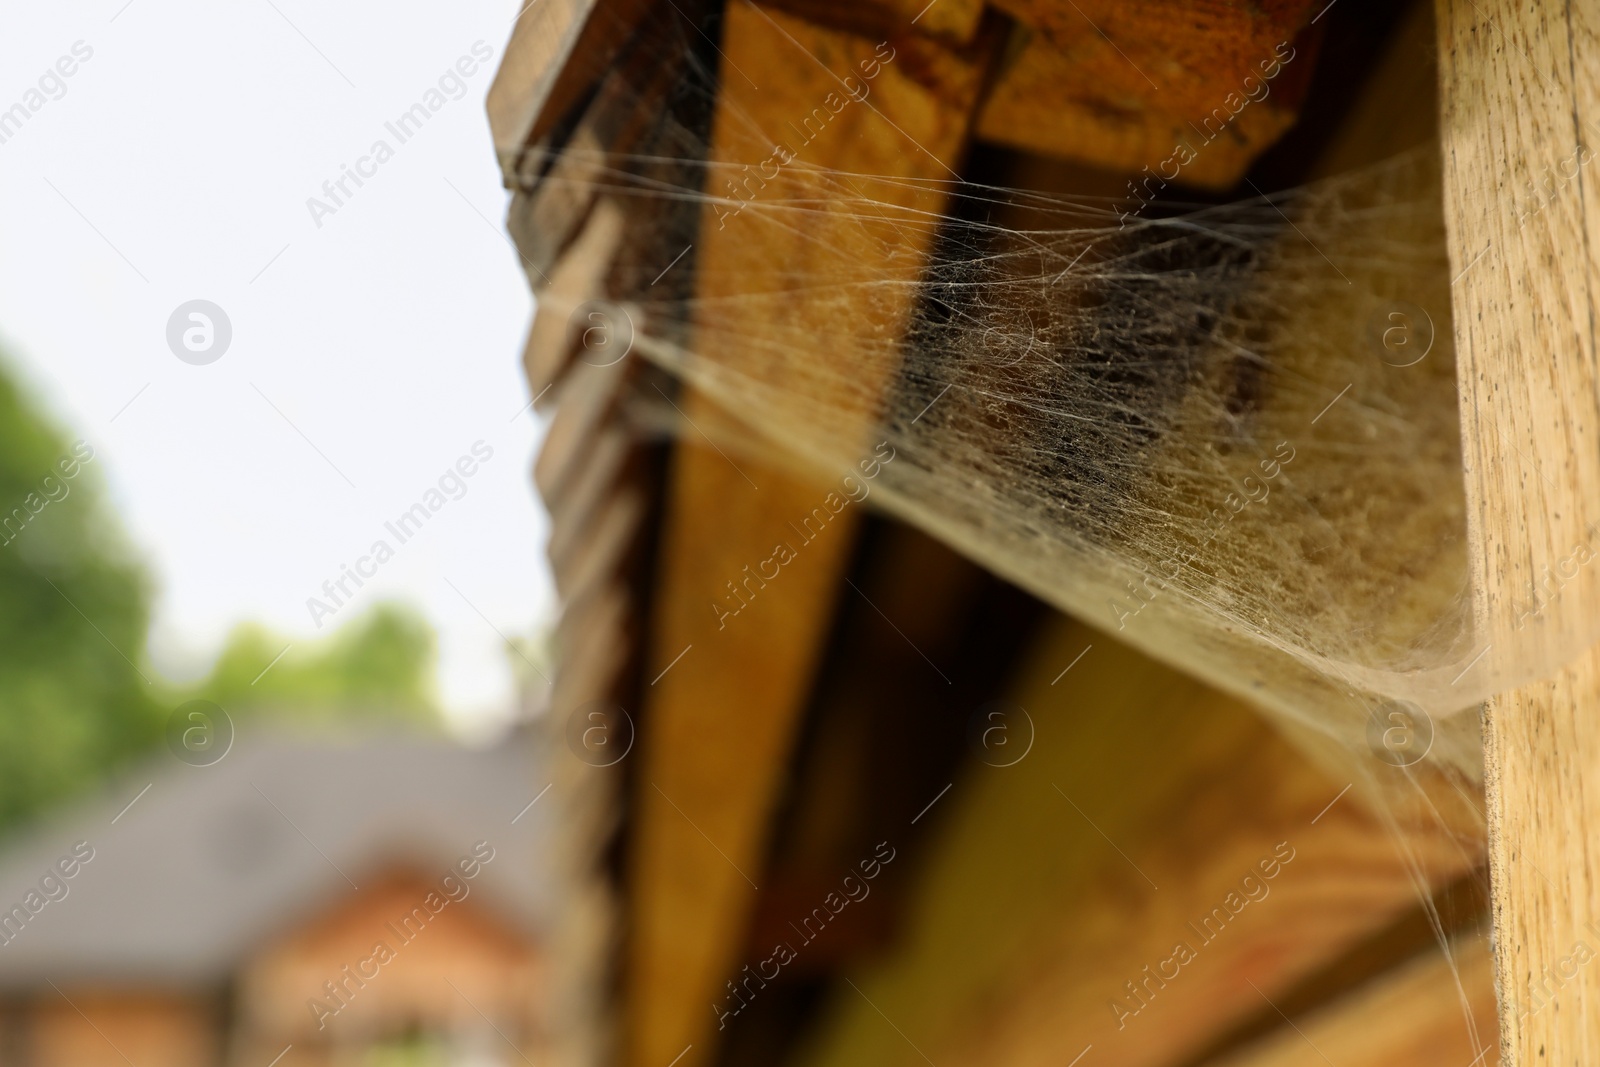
[625,6,992,1067]
[1435,0,1600,1062]
[1481,661,1600,1065]
[1436,0,1600,672]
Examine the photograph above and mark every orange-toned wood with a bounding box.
[793,616,1481,1067]
[1206,937,1498,1067]
[975,0,1318,187]
[759,0,985,46]
[625,5,994,1067]
[486,0,657,174]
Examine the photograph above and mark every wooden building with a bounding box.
[0,735,547,1067]
[490,0,1600,1064]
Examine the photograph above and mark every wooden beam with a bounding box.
[974,0,1319,187]
[792,615,1481,1067]
[755,0,985,47]
[741,524,1039,973]
[1435,0,1600,1061]
[1204,937,1498,1067]
[625,7,994,1067]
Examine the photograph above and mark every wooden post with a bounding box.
[1436,0,1600,1061]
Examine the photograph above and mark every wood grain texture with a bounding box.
[974,0,1318,187]
[486,0,595,169]
[793,615,1480,1067]
[1435,0,1600,1062]
[623,6,991,1067]
[486,0,663,175]
[1481,659,1600,1066]
[758,0,986,47]
[975,26,1302,187]
[522,198,626,418]
[1203,936,1498,1067]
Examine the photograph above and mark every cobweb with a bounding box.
[523,7,1527,1054]
[542,136,1495,752]
[506,0,1562,771]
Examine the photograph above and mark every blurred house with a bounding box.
[0,732,550,1067]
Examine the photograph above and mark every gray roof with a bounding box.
[0,729,551,989]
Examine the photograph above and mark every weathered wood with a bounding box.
[520,197,626,408]
[975,0,1318,187]
[505,126,604,285]
[501,0,714,279]
[546,424,632,573]
[792,615,1481,1067]
[739,525,1032,970]
[1481,661,1600,1065]
[1435,0,1600,1061]
[485,0,656,176]
[1204,937,1498,1067]
[624,5,992,1067]
[551,579,631,717]
[758,0,985,47]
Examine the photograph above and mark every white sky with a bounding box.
[0,0,552,735]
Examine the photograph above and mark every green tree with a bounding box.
[0,363,160,829]
[0,353,441,832]
[187,604,439,725]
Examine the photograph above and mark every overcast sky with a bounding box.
[0,0,551,735]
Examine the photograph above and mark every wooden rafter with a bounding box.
[623,6,996,1067]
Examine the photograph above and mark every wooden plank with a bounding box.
[502,0,712,279]
[546,424,632,571]
[792,614,1481,1067]
[711,525,1045,1065]
[739,525,1033,970]
[974,0,1319,187]
[505,126,604,285]
[485,0,656,177]
[551,579,631,715]
[1204,937,1498,1067]
[757,0,985,47]
[486,0,597,172]
[1434,0,1600,1061]
[986,0,1315,71]
[624,6,993,1067]
[520,197,626,407]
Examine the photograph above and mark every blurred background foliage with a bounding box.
[0,353,440,833]
[192,606,437,723]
